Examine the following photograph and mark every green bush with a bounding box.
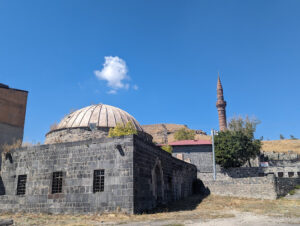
[174,128,195,141]
[108,122,137,137]
[215,131,261,168]
[161,145,173,154]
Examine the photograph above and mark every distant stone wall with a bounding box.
[199,173,277,199]
[133,137,197,213]
[260,151,300,167]
[199,166,300,200]
[172,145,214,172]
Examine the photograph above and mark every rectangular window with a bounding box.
[52,172,63,194]
[278,172,284,178]
[16,175,27,195]
[298,172,300,177]
[288,172,294,178]
[93,169,105,193]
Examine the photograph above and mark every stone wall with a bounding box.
[45,127,109,144]
[199,173,277,199]
[133,137,197,213]
[276,177,300,197]
[199,166,300,199]
[0,135,196,214]
[172,145,214,172]
[0,136,135,214]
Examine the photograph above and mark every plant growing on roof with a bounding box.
[161,145,172,154]
[108,121,137,137]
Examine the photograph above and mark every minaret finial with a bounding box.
[216,74,227,131]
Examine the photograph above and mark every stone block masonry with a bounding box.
[0,135,196,214]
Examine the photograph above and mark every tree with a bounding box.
[174,128,195,141]
[290,135,298,140]
[161,145,172,154]
[215,116,261,168]
[280,134,285,140]
[108,122,137,137]
[228,115,260,139]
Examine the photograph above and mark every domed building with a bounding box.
[45,103,149,144]
[0,102,196,215]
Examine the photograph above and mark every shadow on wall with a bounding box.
[147,179,210,213]
[0,177,5,195]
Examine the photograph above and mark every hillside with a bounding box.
[262,140,300,154]
[141,124,211,144]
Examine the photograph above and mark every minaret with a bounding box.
[216,74,227,131]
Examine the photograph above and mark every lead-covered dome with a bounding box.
[45,103,144,144]
[55,104,143,131]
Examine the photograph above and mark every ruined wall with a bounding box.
[0,136,135,214]
[171,145,213,172]
[199,173,277,199]
[199,166,300,199]
[133,137,197,213]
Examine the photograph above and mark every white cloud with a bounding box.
[94,56,130,93]
[107,90,117,95]
[133,85,139,90]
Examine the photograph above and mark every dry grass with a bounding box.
[262,140,300,154]
[1,139,22,154]
[0,195,299,225]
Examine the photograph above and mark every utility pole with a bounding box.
[211,129,217,180]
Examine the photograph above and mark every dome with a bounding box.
[54,103,143,131]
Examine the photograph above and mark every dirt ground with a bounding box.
[0,194,300,226]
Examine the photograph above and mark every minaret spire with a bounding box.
[216,73,227,131]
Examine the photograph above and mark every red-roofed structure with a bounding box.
[158,140,212,146]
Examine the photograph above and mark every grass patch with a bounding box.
[0,195,299,225]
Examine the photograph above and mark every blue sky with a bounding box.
[0,1,299,143]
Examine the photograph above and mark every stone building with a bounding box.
[0,104,196,214]
[163,140,213,173]
[0,83,28,148]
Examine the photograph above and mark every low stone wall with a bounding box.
[198,172,277,199]
[199,166,300,200]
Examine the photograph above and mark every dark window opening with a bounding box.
[288,172,294,178]
[278,172,284,178]
[93,170,105,193]
[258,173,265,177]
[16,175,27,195]
[298,172,300,177]
[52,172,63,194]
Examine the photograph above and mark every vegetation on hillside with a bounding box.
[108,122,137,137]
[215,116,261,168]
[174,128,195,141]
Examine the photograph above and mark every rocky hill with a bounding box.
[141,124,211,144]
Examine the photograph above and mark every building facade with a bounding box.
[0,83,28,148]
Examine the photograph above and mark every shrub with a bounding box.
[161,145,173,154]
[280,134,285,140]
[174,128,195,141]
[1,139,22,155]
[108,122,137,137]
